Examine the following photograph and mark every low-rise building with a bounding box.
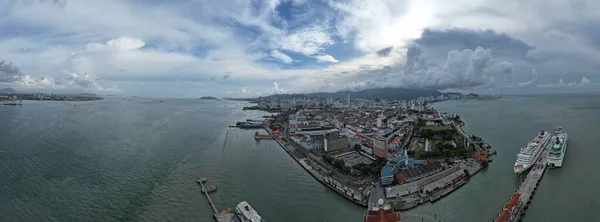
[324,134,348,153]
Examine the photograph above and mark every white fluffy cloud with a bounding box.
[315,54,339,63]
[280,27,334,56]
[270,50,293,64]
[581,77,591,84]
[86,37,146,52]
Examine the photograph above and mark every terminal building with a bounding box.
[380,150,427,185]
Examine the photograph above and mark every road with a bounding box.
[368,183,386,208]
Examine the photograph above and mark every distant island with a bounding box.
[199,96,219,100]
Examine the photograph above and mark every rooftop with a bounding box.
[363,207,401,222]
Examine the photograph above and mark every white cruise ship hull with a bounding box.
[514,130,551,174]
[514,163,532,174]
[548,133,568,168]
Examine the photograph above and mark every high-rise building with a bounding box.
[346,91,350,107]
[372,136,389,158]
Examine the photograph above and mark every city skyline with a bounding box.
[1,0,600,97]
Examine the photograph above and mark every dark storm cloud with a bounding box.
[345,44,515,91]
[414,29,535,59]
[0,60,24,82]
[376,46,393,57]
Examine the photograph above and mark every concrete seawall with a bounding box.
[264,127,368,207]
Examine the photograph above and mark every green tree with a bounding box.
[354,144,361,152]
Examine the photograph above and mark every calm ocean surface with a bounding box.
[0,95,598,221]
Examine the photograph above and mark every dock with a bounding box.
[198,178,219,216]
[198,178,240,222]
[494,142,550,222]
[254,131,274,140]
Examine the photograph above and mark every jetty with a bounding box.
[254,131,274,140]
[197,178,240,222]
[263,126,368,207]
[198,178,219,215]
[494,141,551,222]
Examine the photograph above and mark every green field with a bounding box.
[421,125,452,131]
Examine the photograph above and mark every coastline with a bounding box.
[264,126,368,207]
[262,108,491,212]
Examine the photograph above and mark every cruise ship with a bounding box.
[514,130,552,174]
[547,127,568,168]
[235,201,265,222]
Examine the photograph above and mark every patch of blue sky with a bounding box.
[275,0,334,31]
[320,36,364,62]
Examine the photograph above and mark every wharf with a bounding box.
[495,142,550,222]
[254,131,275,140]
[198,178,219,218]
[264,126,368,207]
[198,178,239,222]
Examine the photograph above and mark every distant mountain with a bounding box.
[0,88,17,94]
[261,87,457,100]
[199,96,219,100]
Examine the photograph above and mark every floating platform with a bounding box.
[215,209,240,222]
[202,184,218,193]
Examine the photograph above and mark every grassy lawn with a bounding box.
[421,125,452,131]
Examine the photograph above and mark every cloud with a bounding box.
[86,36,145,52]
[315,54,339,63]
[237,87,251,94]
[0,60,24,82]
[517,68,538,87]
[376,47,393,57]
[19,76,59,89]
[538,77,593,88]
[280,26,334,55]
[581,76,591,84]
[270,81,287,94]
[270,50,293,64]
[415,29,534,59]
[3,0,600,97]
[398,45,511,90]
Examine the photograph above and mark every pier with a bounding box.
[198,178,219,216]
[263,126,368,207]
[254,131,275,140]
[197,178,240,222]
[495,142,550,222]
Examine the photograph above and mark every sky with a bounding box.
[1,0,599,98]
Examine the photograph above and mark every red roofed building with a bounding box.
[363,199,401,222]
